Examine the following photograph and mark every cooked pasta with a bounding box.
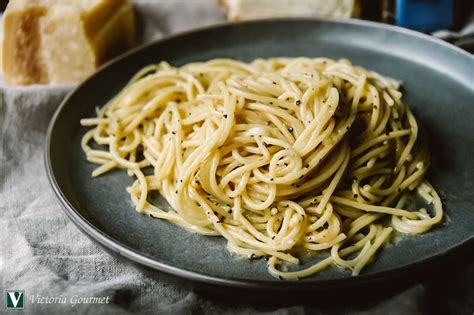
[81,57,443,279]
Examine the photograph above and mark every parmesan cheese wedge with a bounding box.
[2,0,135,85]
[221,0,357,21]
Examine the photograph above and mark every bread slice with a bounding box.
[220,0,357,21]
[2,0,135,85]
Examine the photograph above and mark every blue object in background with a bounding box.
[396,0,453,32]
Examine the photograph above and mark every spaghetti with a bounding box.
[81,58,443,279]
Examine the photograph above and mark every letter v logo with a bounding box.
[6,291,24,309]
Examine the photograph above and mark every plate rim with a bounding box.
[45,17,474,291]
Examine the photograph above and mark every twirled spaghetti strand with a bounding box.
[81,58,443,279]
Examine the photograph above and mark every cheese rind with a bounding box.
[2,0,136,85]
[3,6,48,84]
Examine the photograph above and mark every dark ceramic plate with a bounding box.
[46,18,474,292]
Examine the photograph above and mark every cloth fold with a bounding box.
[0,1,472,314]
